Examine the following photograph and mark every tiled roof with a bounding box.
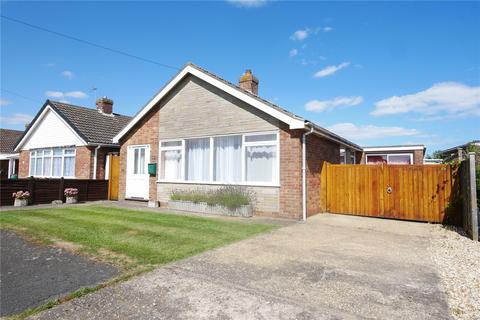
[48,101,132,145]
[0,129,23,154]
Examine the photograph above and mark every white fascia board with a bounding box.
[113,65,305,143]
[0,153,19,160]
[14,104,88,151]
[363,145,425,152]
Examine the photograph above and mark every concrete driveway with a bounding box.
[31,214,449,320]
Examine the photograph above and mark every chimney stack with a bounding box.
[239,69,259,95]
[96,96,113,114]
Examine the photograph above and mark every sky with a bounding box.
[1,0,479,155]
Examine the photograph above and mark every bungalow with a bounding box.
[358,144,425,165]
[14,98,131,179]
[0,128,23,179]
[113,63,361,220]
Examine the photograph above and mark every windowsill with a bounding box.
[157,180,280,188]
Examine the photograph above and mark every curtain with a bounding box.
[43,157,52,176]
[36,157,43,176]
[214,135,241,182]
[185,138,210,181]
[52,157,62,176]
[63,156,75,176]
[246,145,277,182]
[161,150,182,180]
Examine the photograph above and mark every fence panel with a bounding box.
[322,163,458,223]
[0,178,108,206]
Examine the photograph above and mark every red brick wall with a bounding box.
[306,134,340,217]
[279,125,303,219]
[18,151,30,178]
[119,106,160,203]
[75,146,93,179]
[414,149,424,164]
[95,147,119,180]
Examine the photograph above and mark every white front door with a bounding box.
[126,145,150,199]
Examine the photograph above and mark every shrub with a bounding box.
[12,190,30,200]
[64,188,79,197]
[170,186,253,210]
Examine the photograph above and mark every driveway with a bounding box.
[30,214,449,319]
[0,230,118,317]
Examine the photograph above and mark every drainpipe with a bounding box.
[93,145,101,180]
[302,125,314,222]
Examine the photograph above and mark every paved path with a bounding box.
[0,230,118,316]
[31,214,450,319]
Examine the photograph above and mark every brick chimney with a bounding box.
[239,69,259,95]
[96,97,113,114]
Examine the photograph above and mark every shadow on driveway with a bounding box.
[0,229,118,317]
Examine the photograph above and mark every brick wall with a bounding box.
[75,146,93,179]
[279,125,303,219]
[119,106,160,203]
[95,147,119,180]
[18,151,29,178]
[306,134,340,217]
[413,149,424,164]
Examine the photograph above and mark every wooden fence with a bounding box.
[320,163,460,223]
[459,153,479,240]
[0,177,108,206]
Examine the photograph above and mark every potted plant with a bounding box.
[12,191,30,207]
[64,188,79,204]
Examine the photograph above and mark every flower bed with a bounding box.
[169,186,254,217]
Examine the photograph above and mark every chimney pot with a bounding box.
[96,96,113,114]
[239,69,259,95]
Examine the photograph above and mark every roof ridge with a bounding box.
[49,100,131,118]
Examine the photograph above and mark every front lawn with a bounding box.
[0,205,277,270]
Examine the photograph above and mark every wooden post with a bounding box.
[468,152,478,241]
[28,176,35,204]
[59,177,65,202]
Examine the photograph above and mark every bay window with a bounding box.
[29,147,76,177]
[159,131,279,185]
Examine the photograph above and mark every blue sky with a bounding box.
[1,0,479,154]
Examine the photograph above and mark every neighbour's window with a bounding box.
[366,155,387,164]
[29,147,76,177]
[388,154,412,165]
[340,149,346,164]
[366,154,412,165]
[159,132,279,185]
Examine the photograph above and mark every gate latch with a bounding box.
[386,186,393,194]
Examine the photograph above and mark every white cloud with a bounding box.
[372,82,480,117]
[327,123,420,140]
[323,26,333,32]
[290,29,310,41]
[289,49,298,57]
[305,96,363,112]
[314,62,350,78]
[226,0,267,7]
[0,113,33,125]
[45,90,89,99]
[0,98,12,106]
[62,70,74,79]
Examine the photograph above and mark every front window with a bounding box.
[366,154,412,165]
[29,147,76,177]
[159,131,279,185]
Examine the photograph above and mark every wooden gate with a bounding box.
[108,154,120,200]
[320,163,458,223]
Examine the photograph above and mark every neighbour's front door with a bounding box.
[126,145,150,199]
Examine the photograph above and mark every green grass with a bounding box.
[0,205,277,269]
[1,205,278,319]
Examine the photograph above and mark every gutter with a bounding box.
[302,125,315,222]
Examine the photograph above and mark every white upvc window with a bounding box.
[159,131,279,186]
[29,147,76,177]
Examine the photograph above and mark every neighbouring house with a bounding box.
[438,140,480,163]
[14,98,131,180]
[0,128,23,179]
[356,145,426,165]
[113,63,361,220]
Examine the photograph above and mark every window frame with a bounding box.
[158,131,280,186]
[29,147,76,178]
[366,153,413,165]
